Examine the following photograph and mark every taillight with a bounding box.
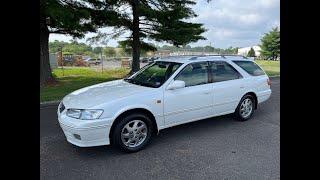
[267,79,271,86]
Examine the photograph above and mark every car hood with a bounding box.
[62,80,153,109]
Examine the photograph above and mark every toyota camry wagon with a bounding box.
[57,55,271,152]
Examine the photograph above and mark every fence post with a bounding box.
[60,47,64,77]
[101,51,104,73]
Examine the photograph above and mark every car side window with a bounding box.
[210,61,242,82]
[175,62,209,87]
[232,61,265,76]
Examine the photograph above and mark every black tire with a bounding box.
[234,94,255,121]
[112,113,154,153]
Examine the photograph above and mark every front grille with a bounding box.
[59,102,65,113]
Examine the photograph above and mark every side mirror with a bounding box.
[167,80,185,90]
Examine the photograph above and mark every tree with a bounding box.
[115,47,126,57]
[223,46,238,55]
[93,47,103,55]
[204,45,214,52]
[49,40,94,56]
[89,0,208,73]
[234,47,239,54]
[104,47,116,57]
[63,41,93,55]
[260,27,280,60]
[49,40,69,53]
[40,0,114,86]
[185,45,192,50]
[247,47,256,57]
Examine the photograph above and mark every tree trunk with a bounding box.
[40,16,54,86]
[131,0,140,73]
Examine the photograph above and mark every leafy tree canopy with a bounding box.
[40,0,119,85]
[104,47,116,57]
[247,47,256,57]
[260,27,280,60]
[86,0,209,72]
[88,0,206,46]
[49,40,92,55]
[41,0,120,37]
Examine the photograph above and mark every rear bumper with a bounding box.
[57,114,113,147]
[257,89,272,104]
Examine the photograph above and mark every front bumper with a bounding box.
[57,111,113,147]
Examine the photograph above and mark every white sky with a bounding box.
[49,0,280,48]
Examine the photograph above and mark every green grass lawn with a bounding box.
[40,67,130,102]
[255,60,280,76]
[40,60,280,102]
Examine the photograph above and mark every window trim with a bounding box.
[174,61,210,87]
[209,61,243,83]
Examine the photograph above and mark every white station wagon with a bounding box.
[57,55,271,152]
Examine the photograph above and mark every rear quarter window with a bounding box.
[233,61,265,76]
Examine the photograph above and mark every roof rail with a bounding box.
[162,54,248,61]
[189,57,198,60]
[189,54,248,60]
[220,54,248,59]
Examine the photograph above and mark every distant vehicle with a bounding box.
[62,53,75,65]
[140,57,159,63]
[84,58,102,65]
[141,57,149,63]
[63,57,73,62]
[148,56,160,63]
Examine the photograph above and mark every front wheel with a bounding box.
[234,95,255,121]
[112,113,153,152]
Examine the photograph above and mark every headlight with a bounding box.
[66,109,103,120]
[80,109,104,120]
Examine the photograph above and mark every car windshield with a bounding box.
[124,61,182,88]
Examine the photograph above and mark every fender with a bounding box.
[111,104,163,132]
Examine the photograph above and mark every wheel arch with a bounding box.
[109,107,159,144]
[243,91,258,109]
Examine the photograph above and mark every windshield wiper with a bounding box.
[124,78,131,82]
[124,78,141,85]
[124,78,156,88]
[124,78,136,84]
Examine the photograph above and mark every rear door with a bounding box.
[210,61,246,115]
[232,60,272,103]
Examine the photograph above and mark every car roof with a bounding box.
[155,55,253,64]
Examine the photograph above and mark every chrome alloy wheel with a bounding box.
[240,98,253,118]
[121,120,148,148]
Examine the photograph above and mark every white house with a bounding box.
[238,45,261,57]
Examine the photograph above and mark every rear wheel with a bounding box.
[234,95,255,121]
[112,113,153,152]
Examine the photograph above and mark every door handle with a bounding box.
[203,90,211,94]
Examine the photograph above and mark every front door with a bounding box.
[163,61,214,126]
